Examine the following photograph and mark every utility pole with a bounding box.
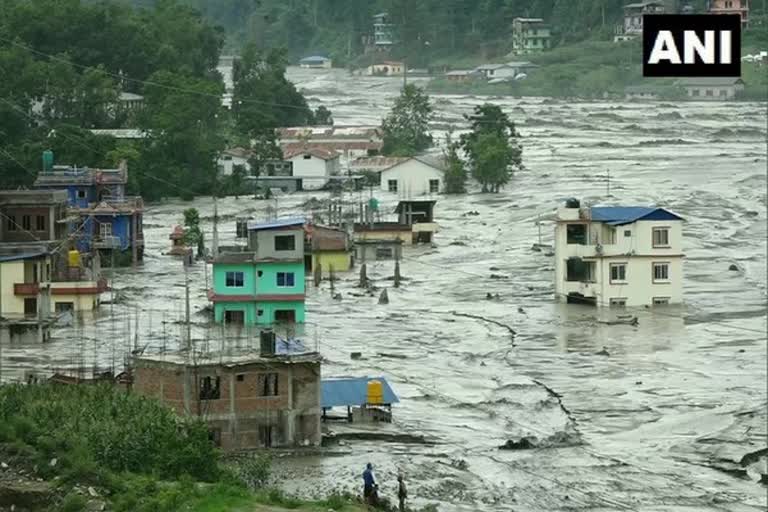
[606,170,611,197]
[212,196,219,258]
[537,214,542,246]
[184,261,191,351]
[403,58,407,88]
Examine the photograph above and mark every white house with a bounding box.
[676,77,745,100]
[474,63,518,80]
[283,147,340,190]
[217,147,252,177]
[277,125,382,166]
[353,156,445,197]
[554,200,684,307]
[366,61,404,76]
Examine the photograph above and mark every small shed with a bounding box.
[321,376,399,423]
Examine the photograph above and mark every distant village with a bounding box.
[295,1,762,101]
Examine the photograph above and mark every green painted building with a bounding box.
[209,218,306,326]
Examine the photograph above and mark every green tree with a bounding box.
[183,208,205,257]
[442,130,466,194]
[381,84,433,156]
[312,105,333,125]
[461,104,522,193]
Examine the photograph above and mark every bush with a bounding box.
[60,492,88,512]
[234,454,271,490]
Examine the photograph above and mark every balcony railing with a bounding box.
[14,282,40,295]
[92,236,123,249]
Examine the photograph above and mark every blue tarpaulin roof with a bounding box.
[590,207,683,226]
[321,376,399,408]
[246,217,305,231]
[274,336,308,355]
[300,56,329,62]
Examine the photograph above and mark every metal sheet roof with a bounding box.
[321,376,399,408]
[246,217,305,231]
[590,207,684,226]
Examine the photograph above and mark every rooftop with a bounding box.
[221,147,252,159]
[283,147,339,161]
[321,376,399,408]
[676,77,745,86]
[349,156,410,170]
[90,129,147,139]
[118,92,144,102]
[246,217,305,232]
[135,346,320,368]
[0,250,48,263]
[589,206,684,226]
[277,125,382,140]
[300,55,330,62]
[0,189,68,205]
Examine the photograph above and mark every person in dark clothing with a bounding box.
[363,463,377,505]
[397,474,407,511]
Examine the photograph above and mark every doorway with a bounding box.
[274,309,296,323]
[224,310,245,324]
[24,298,37,317]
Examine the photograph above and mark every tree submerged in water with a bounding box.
[183,208,205,258]
[461,104,523,193]
[381,84,433,156]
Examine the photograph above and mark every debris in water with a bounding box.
[452,311,516,340]
[499,437,537,450]
[450,459,469,470]
[378,289,389,305]
[517,307,525,314]
[596,347,610,356]
[599,317,638,326]
[489,274,509,279]
[350,352,362,360]
[728,264,740,271]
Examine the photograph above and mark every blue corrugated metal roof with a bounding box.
[590,207,683,226]
[321,376,399,408]
[246,217,305,231]
[300,55,329,62]
[0,251,48,263]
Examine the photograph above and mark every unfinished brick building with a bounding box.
[132,340,321,450]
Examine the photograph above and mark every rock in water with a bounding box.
[499,437,537,450]
[728,264,739,271]
[378,289,389,305]
[596,347,610,356]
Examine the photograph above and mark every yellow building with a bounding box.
[307,225,353,272]
[0,251,50,317]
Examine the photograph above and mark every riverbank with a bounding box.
[425,39,767,100]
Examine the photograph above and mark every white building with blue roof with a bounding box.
[554,199,684,307]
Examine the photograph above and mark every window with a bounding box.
[274,309,296,323]
[303,154,312,159]
[652,297,670,306]
[653,262,670,282]
[566,224,587,245]
[705,89,713,97]
[199,376,221,400]
[610,263,627,283]
[7,215,17,231]
[236,374,245,382]
[388,179,398,192]
[259,425,273,448]
[36,215,45,232]
[565,258,594,282]
[624,230,631,237]
[276,272,295,287]
[99,223,112,238]
[609,298,627,308]
[376,247,394,259]
[55,302,74,313]
[719,89,727,96]
[429,179,440,193]
[692,89,700,96]
[24,298,37,316]
[257,309,264,316]
[652,227,669,247]
[257,270,263,277]
[274,235,296,251]
[22,215,31,230]
[77,189,86,199]
[258,373,279,396]
[208,428,221,447]
[225,271,244,287]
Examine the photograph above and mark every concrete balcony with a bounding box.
[562,280,599,297]
[412,222,438,233]
[14,282,40,295]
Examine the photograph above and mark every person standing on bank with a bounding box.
[397,474,407,511]
[363,463,377,505]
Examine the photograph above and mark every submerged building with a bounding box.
[132,332,322,449]
[33,152,144,265]
[209,218,306,326]
[554,199,684,307]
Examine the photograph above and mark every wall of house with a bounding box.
[214,301,258,324]
[313,251,352,272]
[95,215,131,250]
[353,230,412,245]
[686,86,740,99]
[218,155,250,177]
[380,160,443,197]
[597,256,683,306]
[0,206,57,242]
[255,261,305,295]
[289,155,333,190]
[132,360,321,449]
[0,261,25,316]
[50,287,100,312]
[249,228,305,260]
[213,263,257,295]
[254,300,306,325]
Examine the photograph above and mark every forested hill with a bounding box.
[121,0,732,63]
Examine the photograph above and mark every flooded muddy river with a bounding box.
[4,68,767,511]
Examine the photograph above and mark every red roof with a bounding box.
[208,290,305,303]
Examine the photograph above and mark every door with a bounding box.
[224,310,245,324]
[274,309,296,323]
[24,298,37,317]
